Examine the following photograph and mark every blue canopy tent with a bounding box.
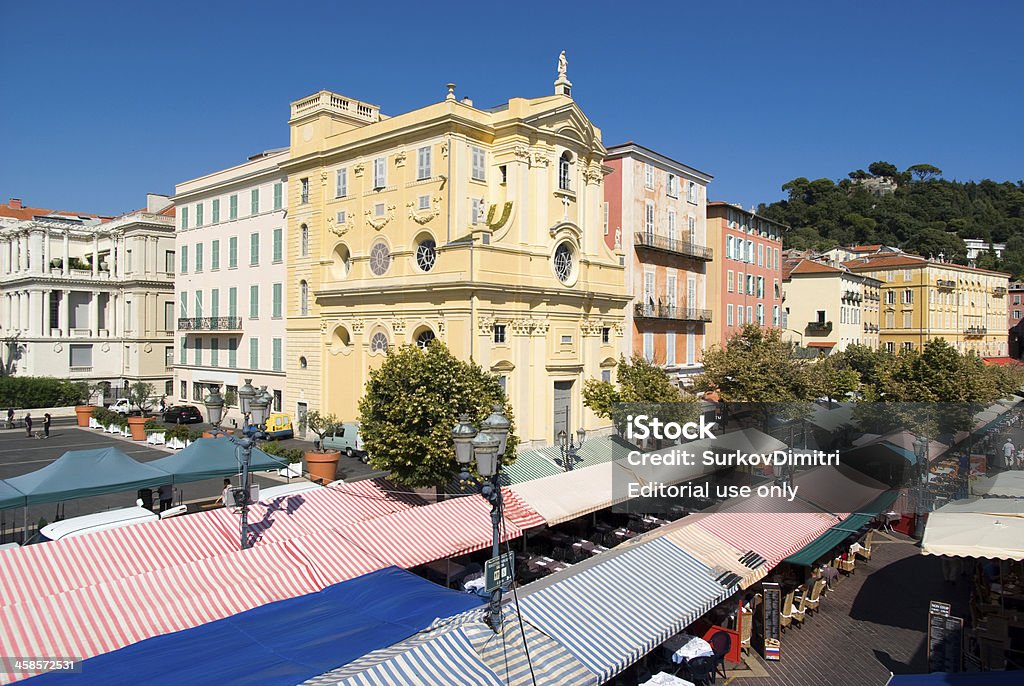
[28,566,483,686]
[4,447,171,506]
[0,479,25,510]
[146,437,286,484]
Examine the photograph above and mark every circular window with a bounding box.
[331,244,351,280]
[415,329,436,349]
[299,356,308,369]
[369,242,391,276]
[416,238,437,272]
[370,331,389,353]
[553,242,576,284]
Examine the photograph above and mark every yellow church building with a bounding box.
[282,62,628,447]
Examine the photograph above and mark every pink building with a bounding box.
[604,143,713,385]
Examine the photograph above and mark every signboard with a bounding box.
[927,600,963,673]
[484,551,515,592]
[761,582,781,661]
[969,454,987,477]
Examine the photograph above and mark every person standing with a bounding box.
[24,413,32,438]
[6,407,13,428]
[221,478,234,507]
[158,484,174,512]
[42,413,51,439]
[1003,438,1016,469]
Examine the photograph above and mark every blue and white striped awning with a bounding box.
[321,628,502,686]
[516,537,732,683]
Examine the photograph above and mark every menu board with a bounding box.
[761,582,781,661]
[927,600,963,673]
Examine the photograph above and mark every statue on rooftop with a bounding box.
[558,51,567,78]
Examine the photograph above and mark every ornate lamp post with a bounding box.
[204,378,270,551]
[452,404,510,634]
[912,435,929,538]
[557,427,586,471]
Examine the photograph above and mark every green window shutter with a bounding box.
[250,233,259,265]
[229,194,238,220]
[181,206,189,230]
[195,243,203,272]
[195,290,203,318]
[211,289,220,318]
[273,228,282,263]
[181,245,188,274]
[228,337,237,368]
[249,338,259,369]
[251,189,259,215]
[194,337,203,366]
[180,291,187,318]
[196,203,204,227]
[211,198,220,224]
[211,240,220,270]
[228,287,237,317]
[272,338,282,372]
[229,236,238,268]
[272,283,282,318]
[273,182,283,210]
[180,337,187,364]
[249,285,259,318]
[210,338,219,367]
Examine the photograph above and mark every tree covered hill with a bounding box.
[756,161,1024,275]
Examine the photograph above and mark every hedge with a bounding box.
[0,377,90,409]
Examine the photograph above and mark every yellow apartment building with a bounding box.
[282,67,628,447]
[843,253,1009,355]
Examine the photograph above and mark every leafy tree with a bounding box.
[128,381,157,416]
[811,356,861,406]
[907,164,943,181]
[358,341,515,488]
[868,161,899,178]
[583,355,699,437]
[301,410,339,452]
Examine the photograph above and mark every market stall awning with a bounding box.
[783,512,874,567]
[791,463,895,514]
[0,480,25,510]
[27,567,484,686]
[660,520,769,588]
[921,498,1024,560]
[508,461,625,525]
[146,437,286,483]
[972,470,1024,498]
[4,447,171,506]
[516,537,730,683]
[336,493,527,570]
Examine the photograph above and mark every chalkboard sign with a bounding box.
[927,601,963,673]
[762,582,781,661]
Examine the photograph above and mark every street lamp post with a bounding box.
[557,427,586,471]
[912,435,929,539]
[204,378,269,551]
[452,405,510,634]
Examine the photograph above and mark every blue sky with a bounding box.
[2,1,1021,216]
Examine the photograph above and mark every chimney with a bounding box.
[9,198,22,209]
[461,96,473,107]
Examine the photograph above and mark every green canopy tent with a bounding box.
[5,447,171,506]
[146,437,286,484]
[0,480,26,510]
[783,490,899,567]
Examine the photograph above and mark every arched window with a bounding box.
[370,331,389,353]
[553,241,576,284]
[415,328,436,349]
[300,280,309,316]
[300,224,309,257]
[559,151,572,191]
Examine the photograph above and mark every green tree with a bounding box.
[812,356,861,406]
[128,381,157,416]
[358,341,515,488]
[583,355,688,418]
[907,164,943,181]
[868,161,899,178]
[300,410,340,452]
[696,325,818,403]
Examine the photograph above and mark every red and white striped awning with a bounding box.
[696,510,842,569]
[502,488,546,530]
[337,493,526,570]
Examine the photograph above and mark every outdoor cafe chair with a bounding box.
[682,655,717,685]
[779,589,796,632]
[856,530,874,561]
[708,630,732,680]
[738,607,753,655]
[791,588,810,627]
[803,579,826,614]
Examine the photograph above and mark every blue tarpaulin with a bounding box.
[886,672,1022,685]
[27,567,483,686]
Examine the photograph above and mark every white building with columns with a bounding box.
[0,195,177,396]
[172,149,289,424]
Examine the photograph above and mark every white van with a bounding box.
[39,504,186,542]
[257,481,322,502]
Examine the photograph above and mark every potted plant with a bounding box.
[300,410,340,484]
[74,382,97,427]
[125,382,156,440]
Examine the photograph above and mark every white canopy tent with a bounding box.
[921,498,1024,560]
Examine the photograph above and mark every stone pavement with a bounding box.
[728,531,971,686]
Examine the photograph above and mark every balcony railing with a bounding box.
[937,279,956,289]
[634,302,712,323]
[842,290,863,303]
[964,326,987,337]
[806,321,833,334]
[993,286,1007,297]
[634,232,713,261]
[177,316,243,331]
[863,323,879,333]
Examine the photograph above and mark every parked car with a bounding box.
[322,422,367,461]
[263,412,294,439]
[109,398,133,415]
[162,405,203,424]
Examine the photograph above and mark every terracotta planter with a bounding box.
[75,405,97,427]
[126,416,148,441]
[304,449,341,484]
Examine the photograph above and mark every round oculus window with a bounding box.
[369,242,391,276]
[416,329,436,349]
[553,242,575,284]
[416,239,437,272]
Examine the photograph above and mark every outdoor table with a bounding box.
[549,531,573,546]
[643,515,670,528]
[663,633,714,664]
[572,539,596,553]
[590,545,609,555]
[424,559,465,586]
[610,527,637,540]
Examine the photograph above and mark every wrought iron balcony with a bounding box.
[863,323,879,333]
[634,302,712,323]
[964,325,987,337]
[993,286,1007,297]
[177,316,243,331]
[634,232,713,261]
[806,321,833,334]
[936,279,956,289]
[842,290,863,303]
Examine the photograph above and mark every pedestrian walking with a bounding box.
[159,398,166,414]
[24,413,32,438]
[158,484,174,512]
[222,478,234,507]
[42,413,51,439]
[1003,438,1015,469]
[6,407,13,429]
